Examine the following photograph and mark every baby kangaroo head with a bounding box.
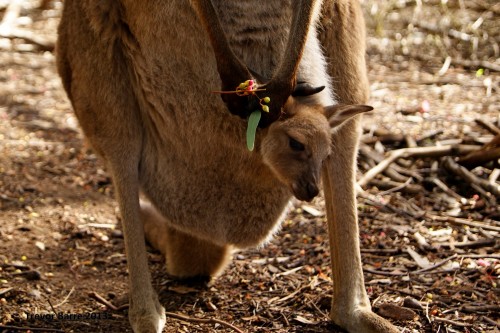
[261,84,373,202]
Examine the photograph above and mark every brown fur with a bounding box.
[56,0,399,332]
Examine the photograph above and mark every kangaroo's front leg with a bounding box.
[110,162,166,333]
[322,118,399,333]
[319,0,399,330]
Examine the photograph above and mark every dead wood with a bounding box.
[163,312,247,333]
[450,57,500,72]
[0,0,22,34]
[432,317,473,327]
[359,144,412,183]
[0,28,55,51]
[362,133,405,145]
[89,291,119,311]
[431,178,467,204]
[411,254,458,275]
[369,179,423,194]
[475,120,500,135]
[427,214,500,232]
[0,325,65,332]
[443,238,497,249]
[461,305,500,313]
[0,0,55,51]
[442,156,500,197]
[358,145,480,188]
[413,52,500,72]
[459,134,500,167]
[458,147,500,167]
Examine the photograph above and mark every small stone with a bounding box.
[29,289,42,299]
[377,303,418,321]
[403,297,423,311]
[35,241,46,251]
[23,270,42,281]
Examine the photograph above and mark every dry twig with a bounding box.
[358,145,479,187]
[88,291,119,311]
[164,311,246,333]
[428,214,500,232]
[53,286,75,308]
[475,120,500,135]
[0,325,65,332]
[443,156,500,197]
[411,254,458,274]
[88,292,246,332]
[432,317,473,327]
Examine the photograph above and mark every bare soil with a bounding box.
[0,1,498,332]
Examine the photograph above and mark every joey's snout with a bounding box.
[292,177,320,202]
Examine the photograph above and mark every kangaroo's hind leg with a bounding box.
[140,201,232,279]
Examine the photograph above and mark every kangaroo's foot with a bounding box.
[331,305,399,333]
[128,289,166,333]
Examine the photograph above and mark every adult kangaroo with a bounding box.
[56,0,399,332]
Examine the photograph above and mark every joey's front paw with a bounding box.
[129,297,166,333]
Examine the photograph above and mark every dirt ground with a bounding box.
[0,1,499,332]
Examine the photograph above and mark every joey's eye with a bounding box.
[289,137,305,151]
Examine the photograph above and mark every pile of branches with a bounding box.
[355,119,499,331]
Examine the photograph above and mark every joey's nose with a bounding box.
[306,182,319,201]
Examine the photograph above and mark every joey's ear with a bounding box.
[324,104,374,128]
[292,83,325,97]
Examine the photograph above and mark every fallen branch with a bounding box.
[475,120,500,135]
[459,254,500,259]
[411,20,473,42]
[0,325,64,332]
[432,317,473,327]
[0,28,55,51]
[164,311,246,333]
[459,133,500,167]
[411,254,458,275]
[358,190,424,218]
[490,169,500,183]
[371,178,423,195]
[88,291,119,311]
[0,0,21,34]
[461,146,500,167]
[461,305,500,313]
[427,214,500,232]
[450,57,500,72]
[358,145,479,187]
[481,316,500,328]
[0,287,13,296]
[360,248,402,254]
[432,178,467,204]
[442,156,500,197]
[53,286,75,308]
[443,238,497,249]
[364,268,406,276]
[359,143,421,183]
[413,51,500,72]
[88,292,245,332]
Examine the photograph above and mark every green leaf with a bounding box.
[246,110,261,151]
[476,68,484,77]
